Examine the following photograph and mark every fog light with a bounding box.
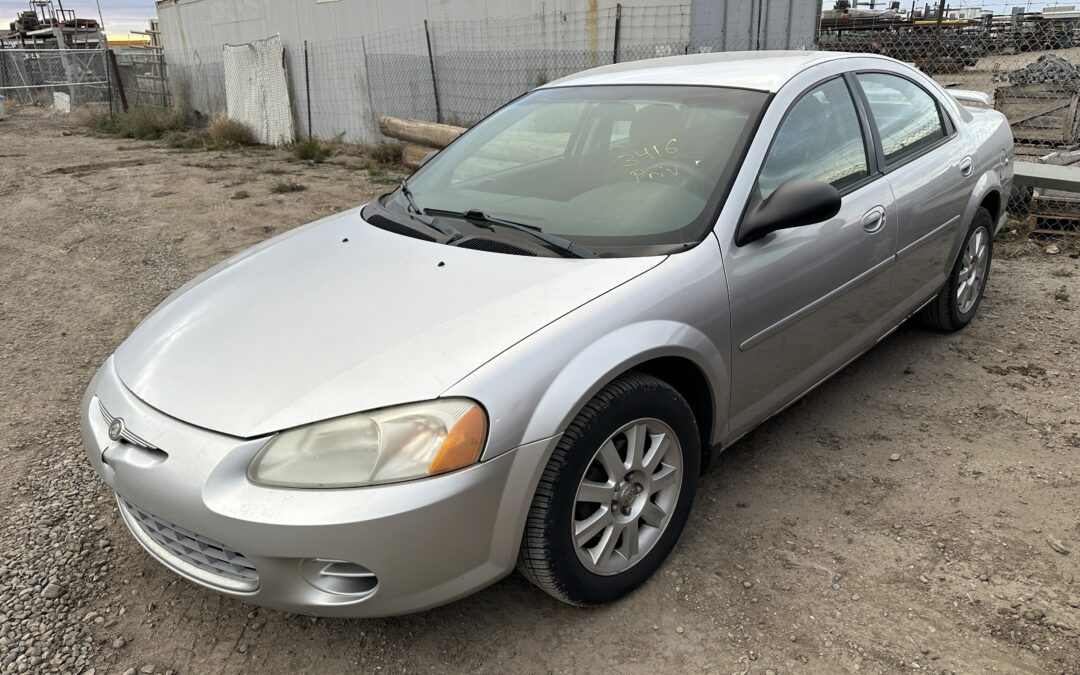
[300,558,378,597]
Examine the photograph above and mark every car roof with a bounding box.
[541,50,878,93]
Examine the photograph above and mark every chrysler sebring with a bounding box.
[81,51,1013,616]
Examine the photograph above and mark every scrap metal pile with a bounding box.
[1009,54,1080,88]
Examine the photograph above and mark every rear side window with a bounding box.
[857,72,946,166]
[757,77,869,200]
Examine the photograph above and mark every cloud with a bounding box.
[1,0,155,35]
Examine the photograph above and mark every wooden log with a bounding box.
[378,116,465,148]
[402,143,438,170]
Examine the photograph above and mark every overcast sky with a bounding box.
[0,1,1075,36]
[1,0,153,34]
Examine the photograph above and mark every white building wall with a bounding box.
[156,0,816,143]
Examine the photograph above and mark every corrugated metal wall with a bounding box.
[156,0,819,144]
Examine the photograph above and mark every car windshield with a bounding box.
[380,85,768,256]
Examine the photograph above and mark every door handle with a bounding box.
[862,206,886,234]
[959,156,974,177]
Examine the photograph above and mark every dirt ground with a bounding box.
[1,104,1079,675]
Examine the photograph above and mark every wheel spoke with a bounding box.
[956,278,969,305]
[577,479,614,504]
[597,440,625,479]
[624,423,647,471]
[650,464,678,494]
[575,506,613,546]
[592,522,622,566]
[641,500,666,528]
[619,518,640,560]
[642,433,670,473]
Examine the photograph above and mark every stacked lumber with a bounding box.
[377,116,466,169]
[997,55,1080,149]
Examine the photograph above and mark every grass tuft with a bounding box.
[81,108,257,150]
[367,142,403,165]
[292,139,328,163]
[205,115,257,149]
[270,181,307,194]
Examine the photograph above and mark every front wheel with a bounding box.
[517,372,700,605]
[915,207,993,332]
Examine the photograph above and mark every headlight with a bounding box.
[247,399,487,488]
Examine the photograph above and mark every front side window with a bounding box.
[757,77,870,200]
[380,85,768,256]
[857,72,946,165]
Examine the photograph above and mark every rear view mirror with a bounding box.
[736,179,841,246]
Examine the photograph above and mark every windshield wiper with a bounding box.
[396,181,462,243]
[424,208,597,259]
[399,180,422,214]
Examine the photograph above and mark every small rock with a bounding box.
[742,581,753,589]
[851,593,861,601]
[1047,535,1070,555]
[652,624,659,631]
[889,453,901,462]
[140,665,155,674]
[41,583,65,599]
[675,627,684,635]
[1046,244,1060,255]
[123,670,136,675]
[113,638,127,649]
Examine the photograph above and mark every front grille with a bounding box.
[457,237,538,256]
[119,497,259,591]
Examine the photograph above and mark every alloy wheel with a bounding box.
[956,225,990,314]
[571,418,683,576]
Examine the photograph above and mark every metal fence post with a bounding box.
[424,19,441,123]
[102,46,115,114]
[612,3,622,64]
[361,35,378,136]
[304,40,312,141]
[108,49,128,112]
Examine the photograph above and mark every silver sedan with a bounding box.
[81,51,1013,616]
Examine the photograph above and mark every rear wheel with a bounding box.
[916,207,993,332]
[517,372,699,605]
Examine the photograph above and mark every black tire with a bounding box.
[915,207,994,332]
[517,372,700,605]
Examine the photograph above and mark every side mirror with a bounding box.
[736,179,842,246]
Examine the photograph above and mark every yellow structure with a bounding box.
[106,34,152,47]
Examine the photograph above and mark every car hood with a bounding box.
[114,208,663,438]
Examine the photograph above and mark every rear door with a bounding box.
[722,74,898,438]
[853,71,976,314]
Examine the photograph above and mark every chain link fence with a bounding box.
[819,4,1080,237]
[112,49,170,109]
[0,48,111,109]
[0,47,169,112]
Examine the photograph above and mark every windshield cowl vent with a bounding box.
[456,238,539,257]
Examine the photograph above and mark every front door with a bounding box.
[723,75,898,438]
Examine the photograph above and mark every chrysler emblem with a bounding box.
[107,418,125,442]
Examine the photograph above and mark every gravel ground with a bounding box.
[1,105,1079,674]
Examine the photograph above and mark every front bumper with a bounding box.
[81,359,558,617]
